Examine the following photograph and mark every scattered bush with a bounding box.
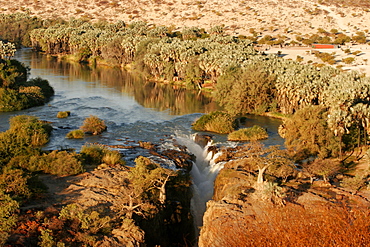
[340,175,367,191]
[8,115,51,147]
[352,50,362,56]
[313,51,336,65]
[303,158,340,182]
[228,125,268,141]
[342,57,355,64]
[102,150,123,165]
[283,106,341,160]
[192,111,236,134]
[57,111,71,118]
[80,144,123,166]
[80,115,107,135]
[0,191,19,244]
[41,150,84,176]
[0,168,31,199]
[7,150,84,176]
[66,129,84,139]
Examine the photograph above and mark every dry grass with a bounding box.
[213,203,370,247]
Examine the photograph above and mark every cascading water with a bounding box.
[176,135,225,235]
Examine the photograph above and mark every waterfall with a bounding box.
[176,135,225,234]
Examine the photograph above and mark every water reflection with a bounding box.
[26,50,220,115]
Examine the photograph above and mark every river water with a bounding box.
[0,48,285,230]
[0,49,221,149]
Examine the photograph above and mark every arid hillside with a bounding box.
[1,0,370,36]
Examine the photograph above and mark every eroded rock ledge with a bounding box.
[199,145,370,247]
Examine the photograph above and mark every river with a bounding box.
[0,48,285,231]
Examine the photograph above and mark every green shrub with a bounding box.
[102,150,123,165]
[0,59,28,88]
[0,88,29,111]
[0,84,53,112]
[283,106,341,160]
[39,229,55,247]
[0,115,52,165]
[342,57,355,64]
[57,111,71,118]
[215,65,276,116]
[192,111,236,134]
[0,59,54,112]
[80,144,105,166]
[8,115,51,147]
[80,144,124,166]
[19,86,44,105]
[0,168,31,199]
[59,203,112,236]
[0,191,19,244]
[228,125,268,141]
[340,175,367,191]
[42,150,84,176]
[80,115,107,135]
[7,151,84,176]
[303,158,340,182]
[66,129,84,139]
[23,77,54,100]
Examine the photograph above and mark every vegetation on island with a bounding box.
[80,143,124,167]
[57,111,70,118]
[80,115,107,135]
[228,125,268,141]
[192,111,236,134]
[66,129,85,139]
[0,42,54,111]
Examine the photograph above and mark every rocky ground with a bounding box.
[199,143,370,246]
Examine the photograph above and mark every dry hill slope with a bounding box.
[2,0,370,36]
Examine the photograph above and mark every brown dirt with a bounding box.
[21,173,87,210]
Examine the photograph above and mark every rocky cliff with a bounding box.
[199,144,370,247]
[10,142,196,247]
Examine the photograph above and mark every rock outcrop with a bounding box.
[67,143,196,246]
[15,141,196,247]
[198,144,370,246]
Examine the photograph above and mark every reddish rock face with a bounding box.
[199,165,370,247]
